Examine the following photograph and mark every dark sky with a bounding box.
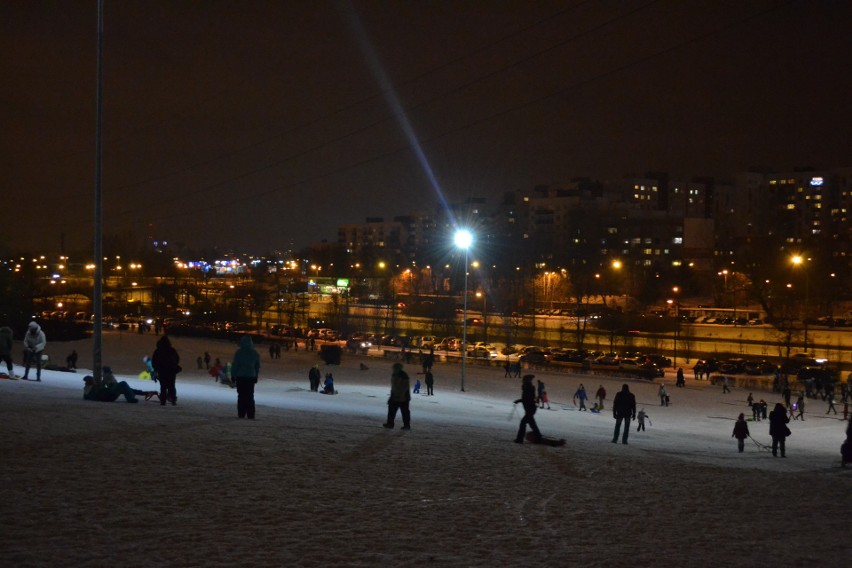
[2,0,850,256]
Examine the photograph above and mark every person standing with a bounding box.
[769,402,791,457]
[732,413,750,453]
[66,349,78,370]
[231,334,260,419]
[782,385,792,408]
[0,325,14,377]
[826,392,837,415]
[308,364,321,392]
[537,380,546,408]
[384,363,411,430]
[151,335,181,406]
[22,321,46,381]
[573,384,588,411]
[636,408,650,431]
[424,369,434,396]
[722,376,731,394]
[676,367,685,388]
[658,383,668,406]
[595,384,607,409]
[203,351,211,370]
[196,355,203,370]
[514,374,542,444]
[612,384,636,444]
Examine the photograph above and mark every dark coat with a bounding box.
[515,379,537,414]
[732,420,750,440]
[151,335,180,381]
[612,386,636,418]
[768,405,790,438]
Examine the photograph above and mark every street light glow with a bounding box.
[454,229,473,250]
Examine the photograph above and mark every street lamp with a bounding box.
[671,286,680,367]
[454,229,473,392]
[791,255,810,352]
[476,290,487,343]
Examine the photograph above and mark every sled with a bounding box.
[0,372,21,380]
[526,432,566,446]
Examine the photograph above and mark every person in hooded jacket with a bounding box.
[22,321,47,381]
[732,413,750,453]
[768,402,790,457]
[231,335,260,419]
[151,335,181,406]
[0,326,14,377]
[383,362,411,430]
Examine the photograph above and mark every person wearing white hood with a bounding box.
[22,321,47,381]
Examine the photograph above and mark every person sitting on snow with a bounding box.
[83,374,140,403]
[321,373,336,394]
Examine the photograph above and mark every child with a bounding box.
[637,408,651,431]
[413,379,421,394]
[540,390,551,410]
[732,412,750,452]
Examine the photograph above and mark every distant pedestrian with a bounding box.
[66,349,78,370]
[611,384,636,444]
[595,385,606,409]
[503,360,511,378]
[268,343,275,360]
[676,367,685,387]
[826,392,837,415]
[203,351,210,369]
[231,334,260,419]
[308,364,321,392]
[637,408,650,431]
[537,380,546,407]
[514,374,542,444]
[424,369,434,396]
[747,393,754,407]
[782,386,792,408]
[197,355,203,370]
[658,383,669,406]
[151,335,181,406]
[732,413,750,453]
[539,390,551,410]
[795,394,805,421]
[752,400,761,422]
[722,376,731,394]
[573,384,588,411]
[22,321,47,382]
[384,363,411,430]
[769,402,790,457]
[0,326,14,377]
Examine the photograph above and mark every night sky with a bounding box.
[2,1,850,256]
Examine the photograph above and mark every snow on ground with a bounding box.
[1,331,849,567]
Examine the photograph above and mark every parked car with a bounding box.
[467,342,499,359]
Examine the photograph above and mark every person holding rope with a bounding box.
[732,413,750,453]
[769,402,791,458]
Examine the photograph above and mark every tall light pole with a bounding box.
[670,286,680,367]
[791,255,809,352]
[476,290,487,343]
[455,229,473,392]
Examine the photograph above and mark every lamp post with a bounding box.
[670,286,680,367]
[791,255,809,352]
[476,291,487,343]
[454,229,473,392]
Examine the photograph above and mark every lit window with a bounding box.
[673,237,683,244]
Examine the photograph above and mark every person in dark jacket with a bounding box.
[308,364,321,392]
[231,335,260,419]
[0,326,14,377]
[384,362,411,429]
[611,384,636,444]
[732,413,750,453]
[768,402,790,457]
[151,335,181,406]
[83,375,139,403]
[514,374,542,444]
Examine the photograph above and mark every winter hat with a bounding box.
[522,374,535,381]
[28,321,39,331]
[392,362,403,371]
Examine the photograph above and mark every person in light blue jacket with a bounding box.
[231,335,260,419]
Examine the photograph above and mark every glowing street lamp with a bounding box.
[454,229,473,392]
[791,255,810,351]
